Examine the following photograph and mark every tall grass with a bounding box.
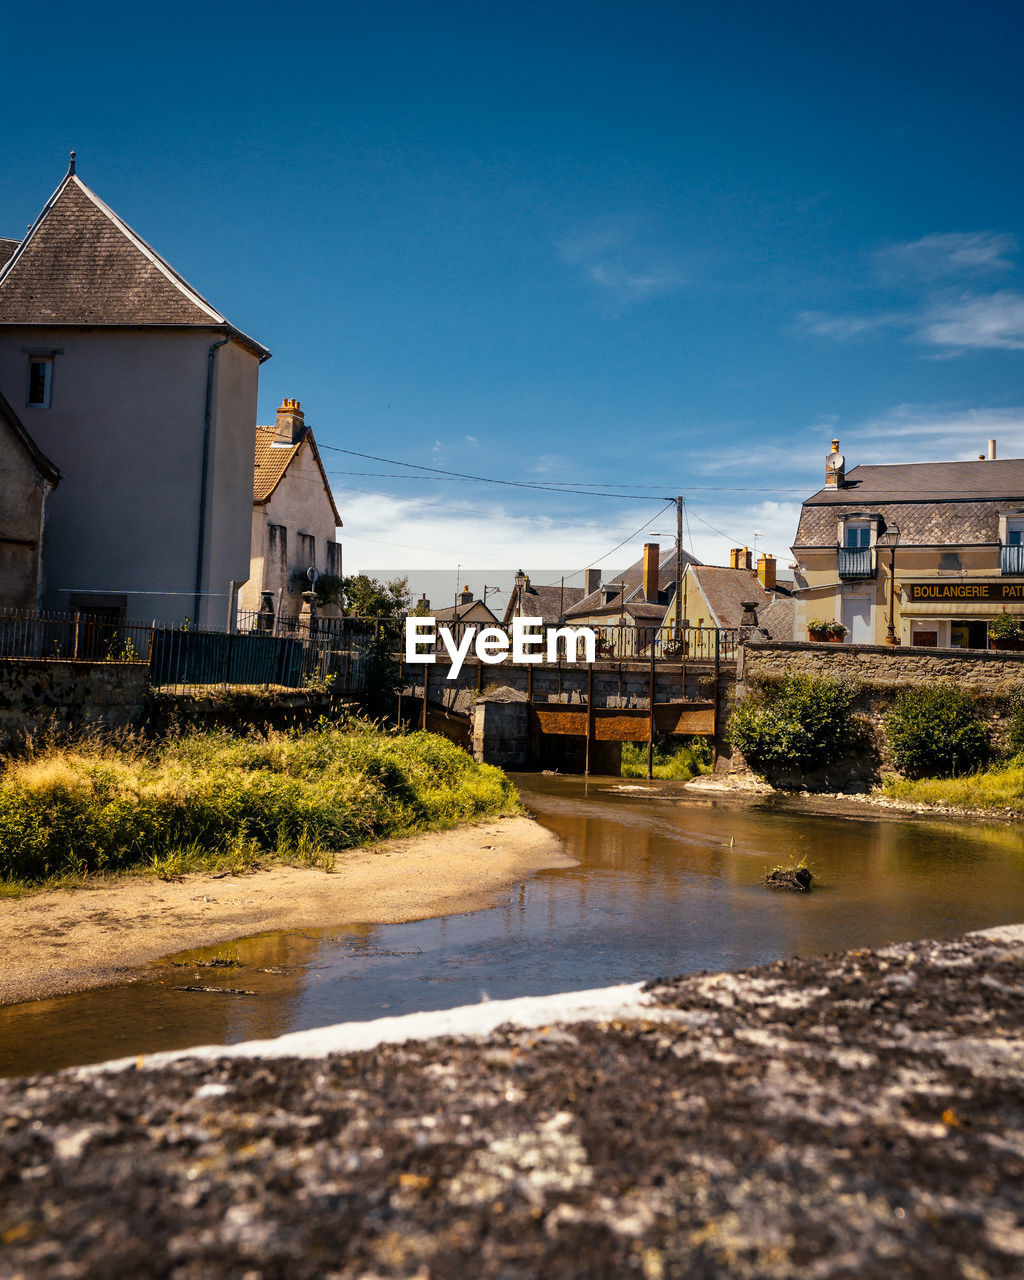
[881,759,1024,811]
[0,723,521,886]
[620,740,712,781]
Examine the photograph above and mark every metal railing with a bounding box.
[837,546,876,579]
[1001,544,1024,575]
[0,609,402,696]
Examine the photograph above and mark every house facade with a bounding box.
[791,439,1024,648]
[238,398,342,625]
[0,388,60,609]
[502,571,584,627]
[0,156,270,627]
[676,552,793,641]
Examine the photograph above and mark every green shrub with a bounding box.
[727,675,854,774]
[989,611,1024,643]
[620,739,712,780]
[0,723,521,886]
[1006,685,1024,755]
[882,684,989,778]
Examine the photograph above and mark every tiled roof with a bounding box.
[757,593,794,641]
[253,426,342,527]
[565,546,700,617]
[687,566,775,629]
[502,582,585,625]
[0,238,19,270]
[795,459,1024,547]
[432,600,500,624]
[0,385,60,486]
[0,169,269,359]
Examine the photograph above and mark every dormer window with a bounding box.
[844,521,872,548]
[27,356,52,408]
[837,516,878,579]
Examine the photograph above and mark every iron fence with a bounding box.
[0,609,403,696]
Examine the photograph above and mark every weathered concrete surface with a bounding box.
[2,930,1023,1278]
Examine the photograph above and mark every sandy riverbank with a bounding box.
[0,817,573,1007]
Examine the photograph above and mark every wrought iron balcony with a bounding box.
[1001,544,1024,575]
[837,546,877,579]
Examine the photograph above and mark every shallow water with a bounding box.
[3,775,1024,1077]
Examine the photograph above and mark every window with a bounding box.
[844,522,871,548]
[27,357,52,408]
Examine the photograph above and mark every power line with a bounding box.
[326,467,808,493]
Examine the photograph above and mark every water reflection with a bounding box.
[3,775,1023,1077]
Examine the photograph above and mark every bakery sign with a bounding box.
[906,582,1024,603]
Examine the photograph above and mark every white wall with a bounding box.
[0,326,261,626]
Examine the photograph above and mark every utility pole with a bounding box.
[675,495,683,643]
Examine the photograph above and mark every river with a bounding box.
[3,775,1023,1077]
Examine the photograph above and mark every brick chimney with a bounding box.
[729,547,753,570]
[459,585,473,605]
[585,568,601,596]
[757,554,776,591]
[642,542,660,603]
[275,397,306,445]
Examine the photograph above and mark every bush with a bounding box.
[989,611,1024,643]
[883,684,989,778]
[727,675,854,774]
[1006,685,1024,755]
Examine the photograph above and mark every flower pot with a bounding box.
[990,638,1024,651]
[809,631,843,643]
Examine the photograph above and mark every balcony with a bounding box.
[1001,544,1024,575]
[837,546,877,580]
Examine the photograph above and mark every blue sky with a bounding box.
[4,0,1023,602]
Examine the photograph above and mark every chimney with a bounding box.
[418,593,430,611]
[459,585,473,605]
[989,439,997,460]
[642,542,660,603]
[825,438,845,488]
[275,397,306,445]
[757,554,776,591]
[585,568,601,596]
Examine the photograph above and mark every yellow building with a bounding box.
[791,440,1024,649]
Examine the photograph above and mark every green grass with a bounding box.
[0,722,522,888]
[620,739,712,781]
[881,758,1024,811]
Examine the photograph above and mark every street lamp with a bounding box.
[876,523,901,645]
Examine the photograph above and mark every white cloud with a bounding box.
[920,291,1024,351]
[557,218,684,303]
[850,404,1024,459]
[874,232,1016,281]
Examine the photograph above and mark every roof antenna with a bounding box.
[68,150,76,175]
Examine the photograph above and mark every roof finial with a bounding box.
[68,151,76,175]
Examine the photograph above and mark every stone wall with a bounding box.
[725,641,1024,789]
[0,659,151,745]
[740,640,1024,693]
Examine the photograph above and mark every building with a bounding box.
[502,571,584,627]
[565,543,701,656]
[678,550,793,640]
[791,438,1024,648]
[238,399,342,625]
[0,155,270,626]
[431,588,500,628]
[0,387,60,609]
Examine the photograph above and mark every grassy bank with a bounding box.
[881,759,1024,812]
[620,740,712,782]
[0,723,522,888]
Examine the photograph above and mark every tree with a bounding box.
[340,574,411,619]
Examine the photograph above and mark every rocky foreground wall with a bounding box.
[1,928,1022,1278]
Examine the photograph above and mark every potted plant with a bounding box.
[989,611,1024,650]
[808,619,846,643]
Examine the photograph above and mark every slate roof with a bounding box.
[502,582,585,626]
[0,386,60,486]
[431,600,499,625]
[757,592,794,642]
[565,546,700,618]
[253,426,342,527]
[0,166,269,359]
[795,459,1024,547]
[0,238,19,270]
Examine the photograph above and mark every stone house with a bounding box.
[0,155,270,627]
[502,571,584,627]
[564,543,700,656]
[0,386,60,609]
[238,398,342,626]
[792,438,1024,648]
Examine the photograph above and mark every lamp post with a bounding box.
[877,523,901,645]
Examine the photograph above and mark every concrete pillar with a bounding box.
[472,689,529,766]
